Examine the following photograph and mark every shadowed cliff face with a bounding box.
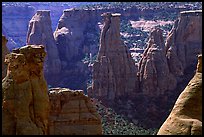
[26,10,61,75]
[2,45,50,135]
[2,35,9,79]
[157,54,202,135]
[165,10,202,75]
[88,12,138,102]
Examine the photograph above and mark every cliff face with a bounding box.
[166,10,202,74]
[138,28,177,96]
[2,45,49,135]
[26,10,61,75]
[157,54,202,135]
[2,35,9,79]
[48,88,102,135]
[88,13,138,102]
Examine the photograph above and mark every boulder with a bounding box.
[157,54,202,135]
[2,45,50,135]
[48,88,102,135]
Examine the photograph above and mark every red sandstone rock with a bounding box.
[138,27,177,96]
[48,88,102,135]
[165,10,202,74]
[157,54,202,135]
[88,13,138,101]
[2,45,50,135]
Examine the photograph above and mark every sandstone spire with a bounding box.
[26,10,61,75]
[138,27,177,96]
[88,13,138,102]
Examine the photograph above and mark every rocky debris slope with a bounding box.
[48,88,102,135]
[2,45,50,135]
[87,12,138,102]
[2,35,9,79]
[157,54,202,135]
[165,10,202,75]
[138,28,177,96]
[26,10,61,76]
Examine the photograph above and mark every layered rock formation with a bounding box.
[48,88,102,135]
[157,54,202,135]
[87,13,138,102]
[26,10,61,75]
[2,35,9,79]
[138,28,177,96]
[2,45,49,135]
[165,10,202,75]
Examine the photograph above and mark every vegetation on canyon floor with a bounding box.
[93,99,158,135]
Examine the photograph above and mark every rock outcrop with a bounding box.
[138,28,177,96]
[26,10,61,75]
[48,88,102,135]
[2,35,9,79]
[88,13,138,102]
[2,45,49,135]
[157,54,202,135]
[165,10,202,75]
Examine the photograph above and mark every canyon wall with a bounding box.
[165,10,202,74]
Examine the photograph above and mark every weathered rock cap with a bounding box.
[101,12,121,17]
[197,54,202,73]
[36,10,50,16]
[180,10,202,16]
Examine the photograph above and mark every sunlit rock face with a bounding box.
[48,88,102,135]
[157,54,202,135]
[2,45,49,135]
[88,12,138,102]
[165,10,202,75]
[26,10,61,76]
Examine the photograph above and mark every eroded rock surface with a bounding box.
[165,10,202,74]
[2,35,9,79]
[2,45,49,135]
[157,54,202,135]
[138,28,177,96]
[26,10,61,75]
[88,13,138,102]
[48,88,102,135]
